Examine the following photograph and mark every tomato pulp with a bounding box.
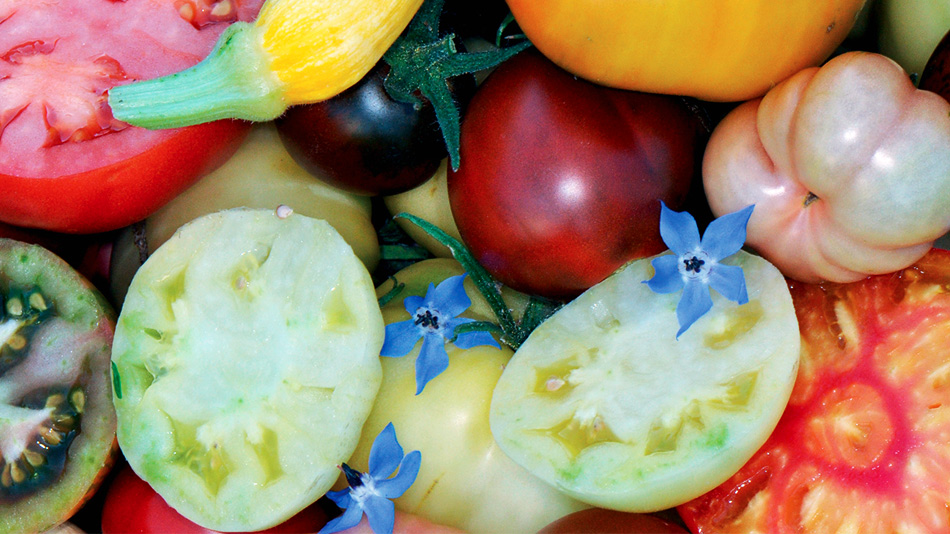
[680,248,950,532]
[0,0,263,233]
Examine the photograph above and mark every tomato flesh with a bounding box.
[0,0,263,233]
[680,248,950,533]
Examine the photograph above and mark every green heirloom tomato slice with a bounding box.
[0,239,116,534]
[489,251,800,512]
[111,208,384,532]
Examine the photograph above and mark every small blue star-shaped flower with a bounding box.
[380,273,500,394]
[644,201,755,338]
[318,423,421,534]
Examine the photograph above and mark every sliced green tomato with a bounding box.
[489,251,800,512]
[111,208,384,532]
[0,239,116,534]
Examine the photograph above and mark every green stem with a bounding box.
[394,213,522,346]
[108,23,286,129]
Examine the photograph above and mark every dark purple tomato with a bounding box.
[447,50,707,299]
[920,29,950,101]
[274,61,475,196]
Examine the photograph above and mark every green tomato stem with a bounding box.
[107,23,286,129]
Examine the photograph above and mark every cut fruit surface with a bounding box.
[111,208,384,532]
[0,239,116,534]
[680,248,950,533]
[489,251,800,512]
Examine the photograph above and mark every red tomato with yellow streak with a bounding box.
[679,248,950,532]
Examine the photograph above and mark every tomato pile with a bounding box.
[2,0,950,533]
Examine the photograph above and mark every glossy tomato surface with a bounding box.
[680,248,950,532]
[0,0,263,233]
[275,62,475,196]
[448,50,705,299]
[100,465,329,534]
[506,0,865,101]
[703,52,950,283]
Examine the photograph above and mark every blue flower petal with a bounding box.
[364,495,396,534]
[414,334,450,394]
[700,205,754,261]
[376,450,422,499]
[317,501,364,534]
[402,294,425,315]
[368,423,403,480]
[454,330,501,350]
[444,316,501,350]
[424,274,472,318]
[676,279,713,338]
[325,487,353,510]
[380,320,422,358]
[644,254,685,294]
[708,263,749,305]
[659,201,701,256]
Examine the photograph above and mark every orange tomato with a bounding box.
[506,0,867,101]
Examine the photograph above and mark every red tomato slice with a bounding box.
[0,0,264,233]
[679,248,950,533]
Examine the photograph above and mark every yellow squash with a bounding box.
[108,0,423,128]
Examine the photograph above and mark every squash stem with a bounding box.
[107,23,286,129]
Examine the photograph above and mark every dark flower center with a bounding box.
[341,462,363,488]
[683,256,705,273]
[415,309,440,329]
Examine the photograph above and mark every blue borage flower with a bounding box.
[318,423,421,534]
[644,202,755,338]
[380,273,500,394]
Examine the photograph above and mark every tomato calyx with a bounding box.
[382,0,531,170]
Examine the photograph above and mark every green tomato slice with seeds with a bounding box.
[489,251,800,512]
[111,208,384,532]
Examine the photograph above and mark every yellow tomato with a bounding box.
[507,0,867,101]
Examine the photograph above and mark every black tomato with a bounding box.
[274,61,476,196]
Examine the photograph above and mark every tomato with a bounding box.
[339,258,587,533]
[877,0,950,78]
[505,0,865,102]
[112,209,384,531]
[447,50,706,299]
[490,251,800,512]
[0,0,264,233]
[335,511,463,534]
[680,248,950,532]
[703,51,950,283]
[0,239,117,534]
[275,61,475,196]
[100,465,329,534]
[920,28,950,100]
[383,160,463,260]
[538,509,688,534]
[108,123,379,305]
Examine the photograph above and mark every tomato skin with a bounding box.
[275,62,475,196]
[538,509,688,534]
[0,120,248,234]
[100,465,329,534]
[920,29,950,100]
[448,50,703,299]
[703,51,950,283]
[679,248,950,532]
[506,0,865,102]
[0,0,262,234]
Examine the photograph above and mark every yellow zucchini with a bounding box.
[108,0,423,128]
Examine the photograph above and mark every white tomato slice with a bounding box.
[111,208,384,532]
[490,251,800,512]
